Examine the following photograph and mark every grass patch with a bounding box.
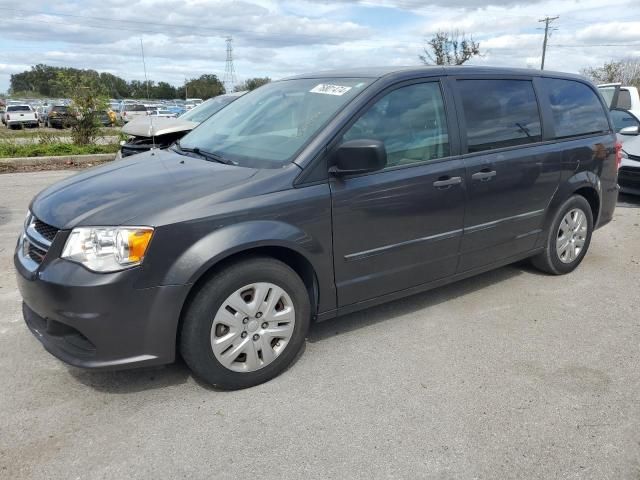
[0,126,120,139]
[0,142,119,158]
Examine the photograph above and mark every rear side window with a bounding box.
[544,78,610,138]
[457,79,542,153]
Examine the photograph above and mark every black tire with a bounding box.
[531,195,593,275]
[180,257,311,389]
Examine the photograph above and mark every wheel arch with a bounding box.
[542,172,602,240]
[175,244,321,354]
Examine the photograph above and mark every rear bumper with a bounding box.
[8,120,37,126]
[15,251,190,370]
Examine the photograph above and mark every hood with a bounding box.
[122,116,198,137]
[618,132,640,157]
[31,149,259,229]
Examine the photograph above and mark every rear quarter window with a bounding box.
[543,78,610,138]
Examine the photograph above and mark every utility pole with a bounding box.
[539,16,559,70]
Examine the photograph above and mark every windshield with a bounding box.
[181,96,238,123]
[127,105,147,112]
[179,78,373,168]
[8,105,31,112]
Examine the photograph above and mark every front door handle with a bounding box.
[471,170,497,182]
[433,176,462,189]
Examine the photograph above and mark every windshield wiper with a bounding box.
[173,141,235,165]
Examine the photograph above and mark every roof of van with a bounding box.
[282,66,587,82]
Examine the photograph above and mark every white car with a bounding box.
[117,104,148,123]
[5,105,38,129]
[149,109,177,118]
[615,112,640,195]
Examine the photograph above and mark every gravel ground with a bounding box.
[0,171,639,480]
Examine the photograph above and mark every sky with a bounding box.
[0,0,639,94]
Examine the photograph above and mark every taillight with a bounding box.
[615,142,622,170]
[123,112,127,116]
[5,114,9,120]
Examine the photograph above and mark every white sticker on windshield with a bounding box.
[310,84,352,96]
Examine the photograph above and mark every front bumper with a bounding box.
[618,162,640,196]
[15,242,190,370]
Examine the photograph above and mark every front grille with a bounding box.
[20,215,59,269]
[27,241,47,264]
[33,219,58,242]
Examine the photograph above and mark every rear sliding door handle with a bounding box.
[433,176,463,189]
[471,170,497,182]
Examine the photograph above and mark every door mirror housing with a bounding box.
[329,139,387,176]
[620,125,639,136]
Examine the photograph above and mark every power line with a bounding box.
[538,16,559,70]
[0,6,363,43]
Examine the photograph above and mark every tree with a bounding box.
[153,81,177,99]
[179,74,225,99]
[235,77,271,92]
[419,30,481,66]
[581,58,640,88]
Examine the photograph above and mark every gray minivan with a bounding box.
[15,67,619,389]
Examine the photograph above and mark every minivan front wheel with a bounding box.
[180,257,310,389]
[532,195,593,275]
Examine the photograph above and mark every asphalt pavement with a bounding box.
[1,171,639,479]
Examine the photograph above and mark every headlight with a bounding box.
[61,226,154,272]
[24,210,32,231]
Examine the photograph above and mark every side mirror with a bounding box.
[329,139,387,176]
[620,125,639,136]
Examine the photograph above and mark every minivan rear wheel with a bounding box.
[180,257,310,389]
[531,195,593,275]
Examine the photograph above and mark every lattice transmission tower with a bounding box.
[223,36,237,93]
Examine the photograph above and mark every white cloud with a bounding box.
[1,0,639,93]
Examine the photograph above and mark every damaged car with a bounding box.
[118,91,246,158]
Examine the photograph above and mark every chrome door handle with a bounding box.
[433,176,462,189]
[471,170,497,182]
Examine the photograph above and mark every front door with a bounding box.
[330,80,466,307]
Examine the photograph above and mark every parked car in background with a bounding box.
[598,84,640,119]
[16,67,619,389]
[5,105,38,129]
[35,106,49,125]
[118,92,245,157]
[0,106,6,125]
[166,105,186,116]
[97,110,115,127]
[149,108,177,118]
[47,105,75,128]
[615,115,640,195]
[610,108,640,133]
[117,103,148,123]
